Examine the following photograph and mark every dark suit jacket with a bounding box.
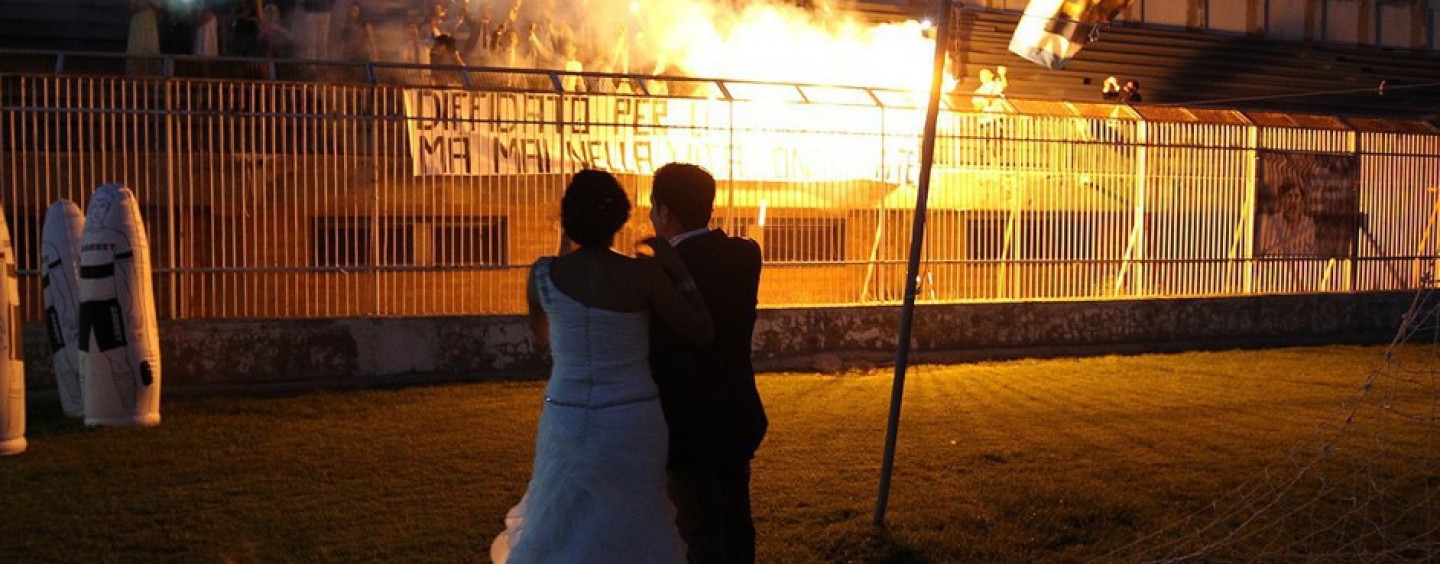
[651,229,767,475]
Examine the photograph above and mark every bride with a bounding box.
[491,170,712,563]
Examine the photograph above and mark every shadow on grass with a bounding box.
[19,397,91,438]
[824,525,933,564]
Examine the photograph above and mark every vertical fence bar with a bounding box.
[1241,124,1259,294]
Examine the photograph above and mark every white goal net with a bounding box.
[1115,284,1440,562]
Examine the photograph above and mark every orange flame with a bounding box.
[662,5,944,95]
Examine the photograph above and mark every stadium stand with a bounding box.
[0,0,1435,121]
[844,0,929,23]
[944,7,1440,120]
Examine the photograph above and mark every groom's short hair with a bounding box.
[652,163,715,231]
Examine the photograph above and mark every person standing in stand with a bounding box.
[297,0,335,60]
[127,0,163,74]
[339,1,376,62]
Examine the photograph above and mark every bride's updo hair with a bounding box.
[562,169,631,248]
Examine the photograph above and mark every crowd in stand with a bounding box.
[126,0,1161,102]
[125,0,732,91]
[1100,75,1142,104]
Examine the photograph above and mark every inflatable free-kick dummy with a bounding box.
[42,199,85,418]
[0,209,26,455]
[80,184,161,427]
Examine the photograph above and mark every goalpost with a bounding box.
[874,0,953,526]
[1110,275,1440,561]
[875,3,1440,553]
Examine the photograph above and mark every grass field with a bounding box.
[1,345,1433,562]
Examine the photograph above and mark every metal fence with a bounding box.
[2,55,1438,320]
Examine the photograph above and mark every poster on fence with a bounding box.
[400,89,918,183]
[1254,151,1359,258]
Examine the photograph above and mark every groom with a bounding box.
[647,163,768,564]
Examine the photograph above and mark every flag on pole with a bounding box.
[1008,0,1135,69]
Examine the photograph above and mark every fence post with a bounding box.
[1241,124,1259,294]
[726,94,737,234]
[370,80,382,318]
[162,78,178,319]
[1134,120,1150,296]
[1347,127,1359,292]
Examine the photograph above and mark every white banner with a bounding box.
[401,89,920,183]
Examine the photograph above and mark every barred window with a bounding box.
[311,219,414,267]
[741,216,846,263]
[312,217,506,268]
[432,217,508,266]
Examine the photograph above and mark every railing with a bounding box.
[1,54,1438,321]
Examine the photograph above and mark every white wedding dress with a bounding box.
[491,258,686,563]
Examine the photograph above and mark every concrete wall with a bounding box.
[20,291,1416,394]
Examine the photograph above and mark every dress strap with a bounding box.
[533,256,554,280]
[532,256,558,303]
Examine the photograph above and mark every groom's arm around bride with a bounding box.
[646,163,768,564]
